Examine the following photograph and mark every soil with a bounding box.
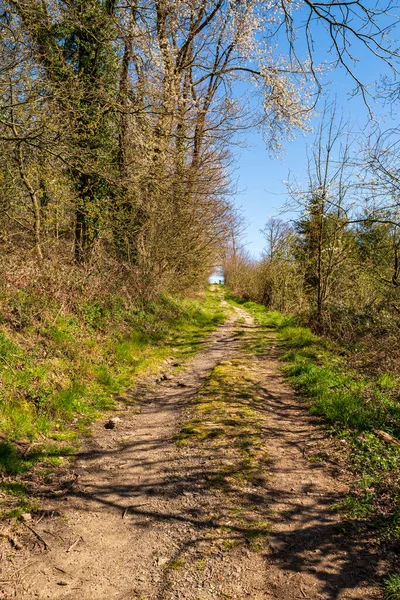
[0,305,385,599]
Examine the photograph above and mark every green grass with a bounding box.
[0,286,226,516]
[0,287,225,443]
[167,558,185,569]
[0,438,77,518]
[227,294,400,548]
[384,574,400,600]
[175,359,270,487]
[231,295,400,434]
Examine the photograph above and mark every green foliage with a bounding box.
[167,559,185,569]
[0,331,19,360]
[0,442,31,476]
[0,287,225,444]
[384,574,400,600]
[232,298,400,542]
[337,493,376,519]
[225,292,296,328]
[378,373,399,391]
[0,439,75,481]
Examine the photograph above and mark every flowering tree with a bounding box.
[1,0,399,287]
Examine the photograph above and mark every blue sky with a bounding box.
[232,7,400,258]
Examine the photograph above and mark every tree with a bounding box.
[6,0,119,263]
[1,0,399,297]
[288,105,355,322]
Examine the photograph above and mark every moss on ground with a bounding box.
[175,327,271,552]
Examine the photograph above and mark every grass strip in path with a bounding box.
[175,342,272,551]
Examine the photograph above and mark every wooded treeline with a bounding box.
[0,0,312,297]
[225,108,400,369]
[1,0,240,295]
[2,0,399,300]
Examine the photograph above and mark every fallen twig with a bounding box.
[22,523,50,551]
[66,536,82,553]
[373,429,400,447]
[55,566,67,574]
[11,560,40,577]
[54,474,79,496]
[35,509,61,525]
[51,303,65,325]
[122,503,148,519]
[122,506,131,519]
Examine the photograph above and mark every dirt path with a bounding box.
[1,307,384,599]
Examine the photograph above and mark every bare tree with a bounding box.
[286,104,356,320]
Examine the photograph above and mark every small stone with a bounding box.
[252,471,267,485]
[104,417,121,429]
[268,539,283,552]
[161,373,174,381]
[10,537,23,550]
[21,513,32,522]
[336,484,350,493]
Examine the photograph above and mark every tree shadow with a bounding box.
[8,319,387,599]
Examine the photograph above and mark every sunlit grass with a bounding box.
[0,286,226,514]
[175,358,270,484]
[0,287,225,443]
[231,296,400,543]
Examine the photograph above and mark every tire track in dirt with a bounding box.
[1,306,383,599]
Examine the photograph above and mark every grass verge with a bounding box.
[0,286,225,518]
[226,292,400,591]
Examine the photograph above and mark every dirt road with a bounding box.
[1,306,383,599]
